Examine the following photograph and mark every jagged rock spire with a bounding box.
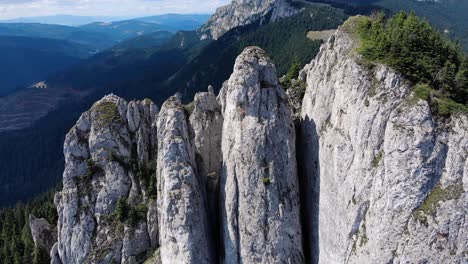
[156,95,213,263]
[54,95,159,264]
[218,46,304,263]
[300,17,468,263]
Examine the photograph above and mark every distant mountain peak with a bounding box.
[198,0,299,40]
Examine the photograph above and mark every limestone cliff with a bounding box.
[29,214,57,255]
[198,0,298,40]
[53,95,159,264]
[48,17,467,264]
[156,94,213,263]
[300,17,468,263]
[218,47,304,263]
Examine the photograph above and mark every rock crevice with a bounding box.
[50,17,467,264]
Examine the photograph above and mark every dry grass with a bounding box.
[307,29,336,41]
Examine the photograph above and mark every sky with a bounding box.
[0,0,231,19]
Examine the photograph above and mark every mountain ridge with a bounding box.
[43,17,468,263]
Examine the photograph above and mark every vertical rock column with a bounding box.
[156,94,212,264]
[189,86,224,221]
[219,47,304,264]
[54,95,158,264]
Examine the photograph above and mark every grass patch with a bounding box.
[408,83,468,117]
[93,101,121,127]
[372,151,384,167]
[114,198,148,227]
[262,177,271,185]
[183,102,195,116]
[307,29,336,41]
[354,12,467,108]
[414,184,464,224]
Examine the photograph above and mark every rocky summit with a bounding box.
[198,0,298,40]
[45,17,467,264]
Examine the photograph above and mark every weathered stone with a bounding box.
[199,0,298,40]
[219,46,304,263]
[54,95,159,264]
[300,17,468,264]
[29,214,57,254]
[156,95,213,264]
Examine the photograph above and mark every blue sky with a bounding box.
[0,0,231,19]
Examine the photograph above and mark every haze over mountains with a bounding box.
[0,0,466,214]
[0,0,466,263]
[0,14,210,96]
[0,15,132,26]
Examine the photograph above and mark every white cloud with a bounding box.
[0,0,230,19]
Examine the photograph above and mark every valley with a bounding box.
[0,1,466,263]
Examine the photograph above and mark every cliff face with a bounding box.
[53,95,159,264]
[156,94,212,264]
[50,17,467,264]
[198,0,298,40]
[300,18,468,263]
[218,47,304,263]
[51,47,304,264]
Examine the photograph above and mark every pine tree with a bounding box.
[32,246,49,264]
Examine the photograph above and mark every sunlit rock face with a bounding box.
[54,95,158,264]
[218,46,304,264]
[199,0,298,40]
[300,18,468,264]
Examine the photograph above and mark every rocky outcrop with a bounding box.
[199,0,298,40]
[29,214,57,254]
[156,94,213,264]
[54,95,159,264]
[218,47,304,263]
[189,86,224,217]
[50,16,468,264]
[300,17,468,263]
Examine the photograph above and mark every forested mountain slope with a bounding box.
[1,12,466,263]
[0,36,90,96]
[0,0,466,214]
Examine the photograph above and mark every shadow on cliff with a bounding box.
[297,116,320,264]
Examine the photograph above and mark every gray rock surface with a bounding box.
[54,95,159,264]
[189,86,224,219]
[199,0,298,40]
[29,214,57,254]
[50,16,468,264]
[156,94,213,264]
[50,243,62,264]
[218,47,304,263]
[300,17,468,264]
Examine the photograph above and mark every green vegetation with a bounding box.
[115,198,129,222]
[0,189,57,263]
[355,12,468,115]
[109,151,128,169]
[170,6,348,102]
[372,150,384,167]
[282,61,303,88]
[262,178,272,185]
[0,6,347,207]
[83,158,102,181]
[183,102,195,115]
[93,101,122,127]
[114,199,148,227]
[414,184,464,224]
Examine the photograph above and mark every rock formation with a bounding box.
[29,214,57,255]
[189,86,224,224]
[53,95,159,264]
[48,16,467,264]
[199,0,298,40]
[218,47,304,263]
[300,17,468,263]
[156,94,213,264]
